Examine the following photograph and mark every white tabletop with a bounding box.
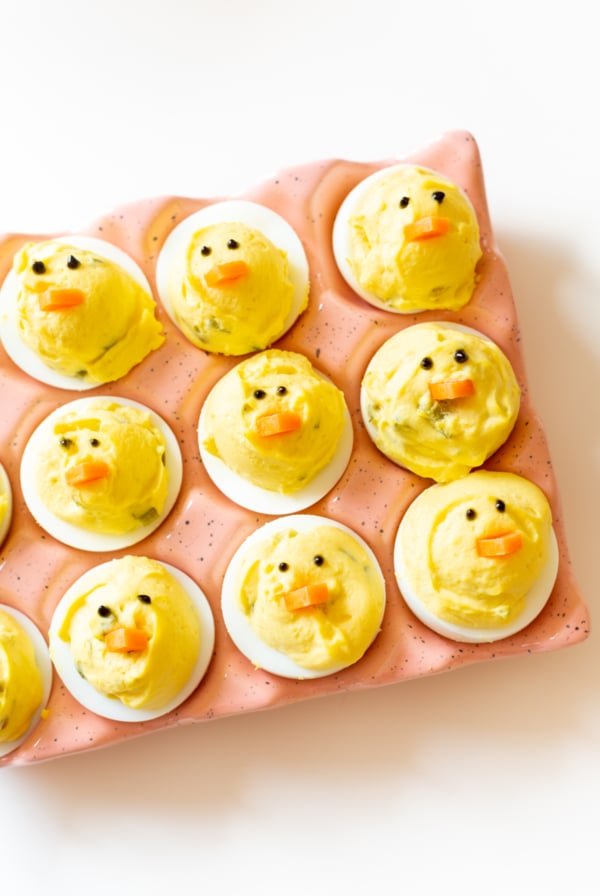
[1,1,598,892]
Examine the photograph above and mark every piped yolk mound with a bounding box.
[171,221,299,355]
[56,556,201,710]
[0,609,44,743]
[236,524,385,671]
[202,349,347,493]
[14,242,164,383]
[346,165,481,311]
[35,400,169,534]
[398,471,553,628]
[362,323,520,482]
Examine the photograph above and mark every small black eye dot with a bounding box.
[89,438,100,447]
[313,555,324,566]
[432,190,445,203]
[466,508,477,520]
[420,356,433,370]
[495,499,506,513]
[97,605,112,617]
[59,437,73,449]
[67,255,81,269]
[399,196,410,208]
[137,594,152,604]
[454,349,468,364]
[276,386,287,395]
[32,260,46,274]
[278,562,289,572]
[200,245,212,256]
[253,389,266,399]
[227,239,239,249]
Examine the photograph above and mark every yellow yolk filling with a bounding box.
[14,242,164,383]
[56,556,201,710]
[36,400,169,534]
[202,349,347,494]
[346,165,481,312]
[0,610,44,742]
[236,525,385,671]
[362,323,520,482]
[171,221,303,355]
[399,471,552,628]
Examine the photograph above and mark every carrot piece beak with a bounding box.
[39,288,85,310]
[428,379,475,401]
[283,582,330,612]
[104,627,149,653]
[476,530,523,558]
[65,461,111,487]
[255,411,302,438]
[204,260,249,287]
[404,216,450,242]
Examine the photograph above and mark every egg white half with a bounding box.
[221,514,386,679]
[0,604,53,758]
[155,199,309,340]
[394,509,559,644]
[20,396,183,552]
[198,386,354,515]
[0,236,154,391]
[0,462,12,548]
[48,560,215,723]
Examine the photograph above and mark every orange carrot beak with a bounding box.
[255,411,302,438]
[404,216,450,242]
[476,530,523,558]
[204,260,249,287]
[65,461,111,487]
[428,379,475,401]
[104,626,149,653]
[39,288,85,311]
[283,582,330,612]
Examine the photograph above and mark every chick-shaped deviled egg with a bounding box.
[333,165,482,313]
[0,237,164,389]
[21,397,182,551]
[394,471,559,642]
[361,322,520,482]
[0,605,52,757]
[199,350,353,514]
[0,462,12,548]
[156,201,309,355]
[222,515,386,678]
[49,555,215,721]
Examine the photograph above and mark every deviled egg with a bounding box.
[0,462,12,548]
[156,200,309,355]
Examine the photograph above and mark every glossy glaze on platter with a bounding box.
[0,130,590,766]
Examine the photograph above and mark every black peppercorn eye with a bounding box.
[399,196,410,208]
[466,508,477,521]
[495,499,506,513]
[89,438,100,447]
[97,605,112,617]
[59,437,73,449]
[454,349,468,364]
[432,190,445,203]
[31,260,46,274]
[313,554,324,566]
[67,255,81,269]
[420,356,433,370]
[200,245,212,256]
[253,389,266,399]
[137,594,152,604]
[227,239,239,249]
[278,562,289,572]
[276,386,287,396]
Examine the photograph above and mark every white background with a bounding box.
[1,1,598,892]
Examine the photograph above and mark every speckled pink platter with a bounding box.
[0,130,590,767]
